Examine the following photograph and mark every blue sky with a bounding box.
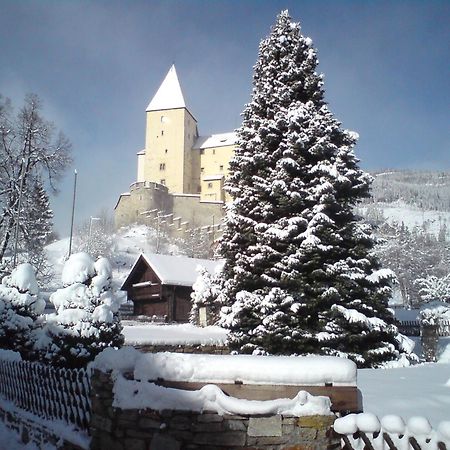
[0,1,448,236]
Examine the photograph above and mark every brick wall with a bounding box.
[90,369,340,450]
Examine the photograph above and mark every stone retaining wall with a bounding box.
[90,369,340,450]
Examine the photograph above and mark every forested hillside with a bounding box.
[358,170,450,308]
[367,171,450,211]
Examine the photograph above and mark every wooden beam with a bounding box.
[154,380,361,413]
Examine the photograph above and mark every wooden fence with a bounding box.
[0,358,91,431]
[334,413,449,450]
[398,320,450,337]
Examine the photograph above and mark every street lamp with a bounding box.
[88,217,101,255]
[68,170,78,257]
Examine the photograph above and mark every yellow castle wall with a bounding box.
[141,108,198,194]
[200,143,235,202]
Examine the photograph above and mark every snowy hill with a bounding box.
[44,225,180,291]
[359,170,450,238]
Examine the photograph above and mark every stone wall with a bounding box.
[90,369,340,450]
[114,181,225,232]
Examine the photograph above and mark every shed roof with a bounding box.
[122,253,223,289]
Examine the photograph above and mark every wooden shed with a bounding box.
[121,253,222,323]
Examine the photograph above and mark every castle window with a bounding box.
[160,179,166,185]
[165,149,168,154]
[220,165,224,171]
[159,163,166,170]
[201,167,204,173]
[161,130,164,136]
[208,182,213,189]
[213,149,216,155]
[160,115,165,123]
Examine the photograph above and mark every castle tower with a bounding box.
[137,65,200,194]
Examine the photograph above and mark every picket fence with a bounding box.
[0,358,91,431]
[335,413,450,450]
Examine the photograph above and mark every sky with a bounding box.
[0,0,448,237]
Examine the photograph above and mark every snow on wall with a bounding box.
[91,348,356,417]
[113,373,332,417]
[93,347,356,386]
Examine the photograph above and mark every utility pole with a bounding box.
[68,169,78,257]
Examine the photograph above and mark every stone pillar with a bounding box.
[421,323,439,362]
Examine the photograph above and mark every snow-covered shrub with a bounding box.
[416,274,450,304]
[35,253,124,368]
[0,263,45,358]
[419,301,450,326]
[190,266,223,325]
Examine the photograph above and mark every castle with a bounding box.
[114,65,236,233]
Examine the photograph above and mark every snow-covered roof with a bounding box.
[123,253,223,288]
[202,175,224,181]
[194,132,237,149]
[146,65,187,112]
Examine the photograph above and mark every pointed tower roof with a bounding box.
[146,65,187,112]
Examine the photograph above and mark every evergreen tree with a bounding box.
[218,11,410,367]
[0,263,46,358]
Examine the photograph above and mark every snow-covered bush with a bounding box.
[190,266,223,325]
[0,263,45,358]
[419,301,450,326]
[35,252,124,368]
[416,274,450,304]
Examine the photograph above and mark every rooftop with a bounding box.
[146,65,187,112]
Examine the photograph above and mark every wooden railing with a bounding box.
[0,358,91,431]
[334,413,449,450]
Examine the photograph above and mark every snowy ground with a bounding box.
[123,322,228,346]
[360,362,450,427]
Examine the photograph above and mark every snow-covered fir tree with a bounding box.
[35,253,124,368]
[217,11,411,368]
[0,263,45,358]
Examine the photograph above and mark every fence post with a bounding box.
[421,322,439,362]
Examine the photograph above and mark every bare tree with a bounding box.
[0,94,71,266]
